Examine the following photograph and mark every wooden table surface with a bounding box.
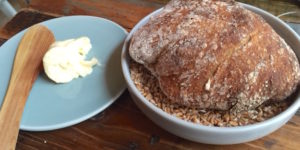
[0,0,300,149]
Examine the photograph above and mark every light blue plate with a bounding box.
[0,16,127,131]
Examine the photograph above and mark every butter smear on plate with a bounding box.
[43,36,99,83]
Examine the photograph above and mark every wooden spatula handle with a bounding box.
[0,73,34,150]
[0,24,55,150]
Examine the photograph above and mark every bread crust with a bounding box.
[129,0,300,111]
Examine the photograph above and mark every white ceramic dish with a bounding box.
[121,4,300,144]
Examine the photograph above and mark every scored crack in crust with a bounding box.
[129,0,300,111]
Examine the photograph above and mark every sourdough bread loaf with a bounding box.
[129,0,300,111]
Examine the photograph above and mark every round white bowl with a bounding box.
[121,3,300,144]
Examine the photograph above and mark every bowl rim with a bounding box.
[121,3,300,133]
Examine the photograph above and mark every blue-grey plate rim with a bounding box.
[0,15,128,131]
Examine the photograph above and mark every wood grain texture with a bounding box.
[0,8,59,39]
[238,0,300,23]
[0,25,55,150]
[15,91,300,150]
[0,0,299,149]
[0,38,5,46]
[29,0,164,30]
[1,0,299,38]
[28,0,300,23]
